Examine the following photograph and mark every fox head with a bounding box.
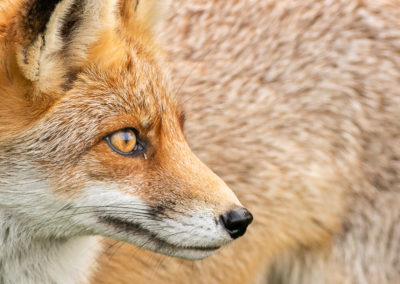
[0,0,252,260]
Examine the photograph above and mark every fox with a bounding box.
[91,0,400,283]
[0,0,254,283]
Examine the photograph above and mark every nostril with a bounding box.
[220,208,253,239]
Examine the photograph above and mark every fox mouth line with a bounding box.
[99,216,221,252]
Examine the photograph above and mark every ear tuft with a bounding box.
[60,1,85,43]
[16,0,63,82]
[120,0,171,34]
[21,0,63,43]
[15,0,119,94]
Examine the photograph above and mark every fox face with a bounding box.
[0,0,252,260]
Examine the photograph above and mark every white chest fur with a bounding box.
[0,217,101,284]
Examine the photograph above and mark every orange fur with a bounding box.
[0,0,248,283]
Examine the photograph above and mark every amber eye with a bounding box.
[105,128,145,156]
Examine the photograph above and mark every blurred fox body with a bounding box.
[1,0,400,283]
[0,0,252,283]
[93,0,400,283]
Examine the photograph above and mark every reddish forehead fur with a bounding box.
[0,0,178,138]
[0,0,235,213]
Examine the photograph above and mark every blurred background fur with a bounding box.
[94,1,400,283]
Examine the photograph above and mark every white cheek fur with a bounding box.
[78,185,233,257]
[0,172,232,283]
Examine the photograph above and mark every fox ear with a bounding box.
[120,0,171,34]
[15,0,118,93]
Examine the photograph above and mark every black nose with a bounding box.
[220,208,253,239]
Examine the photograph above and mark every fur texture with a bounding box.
[93,0,400,283]
[0,0,247,283]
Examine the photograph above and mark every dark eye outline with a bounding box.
[105,128,146,157]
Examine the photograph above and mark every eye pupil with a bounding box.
[123,132,130,145]
[108,129,140,154]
